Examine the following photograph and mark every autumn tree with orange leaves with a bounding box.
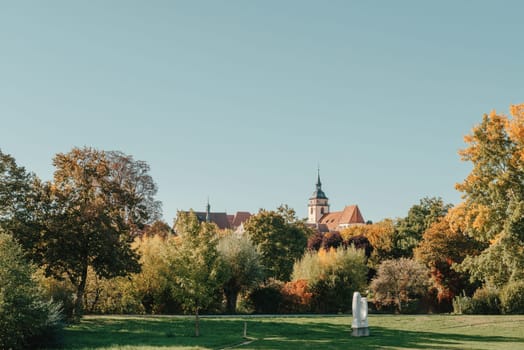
[453,104,524,287]
[414,217,483,310]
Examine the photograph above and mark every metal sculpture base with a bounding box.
[352,327,369,337]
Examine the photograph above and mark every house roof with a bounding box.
[318,205,365,231]
[231,211,252,227]
[192,212,231,230]
[181,211,252,231]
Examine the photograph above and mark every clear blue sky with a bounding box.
[1,1,523,223]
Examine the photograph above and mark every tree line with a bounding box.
[1,103,523,348]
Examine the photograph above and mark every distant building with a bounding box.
[178,200,251,232]
[307,170,365,233]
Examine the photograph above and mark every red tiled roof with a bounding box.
[318,205,365,231]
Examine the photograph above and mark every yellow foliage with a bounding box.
[472,204,490,231]
[508,103,524,163]
[339,225,366,241]
[341,220,394,253]
[489,233,503,246]
[446,203,467,234]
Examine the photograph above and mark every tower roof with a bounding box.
[310,168,328,199]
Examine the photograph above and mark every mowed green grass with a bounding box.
[56,314,524,350]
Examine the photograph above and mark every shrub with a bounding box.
[292,247,368,313]
[280,279,312,313]
[248,280,284,314]
[0,232,63,349]
[35,271,76,320]
[500,281,524,314]
[321,232,343,249]
[452,292,473,314]
[370,258,430,313]
[307,231,323,251]
[471,286,500,314]
[347,235,373,257]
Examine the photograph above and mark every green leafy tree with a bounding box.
[218,234,264,313]
[127,234,178,314]
[0,149,43,250]
[370,258,431,313]
[244,205,312,281]
[168,211,226,336]
[0,149,33,222]
[22,147,160,319]
[454,106,524,286]
[0,231,62,349]
[394,197,452,257]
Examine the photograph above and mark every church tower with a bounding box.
[308,169,330,224]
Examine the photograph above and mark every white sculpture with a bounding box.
[352,291,369,336]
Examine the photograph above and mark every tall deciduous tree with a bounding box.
[414,217,483,310]
[168,211,226,336]
[454,105,524,286]
[0,149,42,246]
[394,197,452,258]
[28,147,160,319]
[217,234,264,314]
[0,149,33,222]
[244,205,312,281]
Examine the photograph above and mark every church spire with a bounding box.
[316,166,322,190]
[308,166,330,224]
[205,197,210,223]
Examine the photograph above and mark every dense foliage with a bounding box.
[370,258,431,313]
[1,105,523,319]
[217,234,264,313]
[244,206,311,281]
[292,247,368,313]
[414,217,483,310]
[454,106,524,287]
[168,211,226,336]
[0,231,62,349]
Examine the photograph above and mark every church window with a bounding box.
[321,208,324,214]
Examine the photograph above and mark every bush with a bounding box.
[292,247,368,313]
[280,279,313,313]
[248,280,284,314]
[321,232,343,249]
[500,281,524,314]
[347,235,373,257]
[471,286,500,314]
[0,232,63,349]
[307,231,323,251]
[370,258,430,313]
[36,272,76,320]
[452,293,473,314]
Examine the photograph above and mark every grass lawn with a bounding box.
[55,314,524,350]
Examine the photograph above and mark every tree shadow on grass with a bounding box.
[56,317,524,350]
[243,321,523,350]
